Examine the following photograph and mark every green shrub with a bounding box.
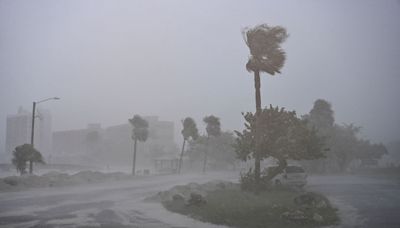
[3,176,19,186]
[239,168,271,191]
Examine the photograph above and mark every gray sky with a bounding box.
[1,0,400,157]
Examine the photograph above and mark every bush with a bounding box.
[239,168,271,191]
[3,176,19,186]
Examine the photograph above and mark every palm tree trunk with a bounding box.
[254,70,262,193]
[203,135,209,173]
[29,161,33,175]
[132,138,137,175]
[265,158,287,182]
[178,139,186,173]
[202,151,208,173]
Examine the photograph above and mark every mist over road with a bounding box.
[308,175,400,228]
[0,172,237,228]
[0,173,399,228]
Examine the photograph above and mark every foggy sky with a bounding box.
[1,0,400,158]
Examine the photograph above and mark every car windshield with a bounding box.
[286,166,305,173]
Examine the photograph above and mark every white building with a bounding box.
[5,107,52,163]
[52,116,178,168]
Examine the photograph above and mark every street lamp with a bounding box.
[29,97,60,174]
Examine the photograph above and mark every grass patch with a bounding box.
[163,189,339,228]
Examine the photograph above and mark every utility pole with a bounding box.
[30,102,36,146]
[29,101,36,174]
[29,97,59,174]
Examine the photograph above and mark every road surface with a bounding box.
[307,175,400,228]
[0,172,236,228]
[0,173,399,227]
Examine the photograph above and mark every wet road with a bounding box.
[0,172,235,228]
[1,173,399,228]
[307,175,400,228]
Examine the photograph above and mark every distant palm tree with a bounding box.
[178,117,199,173]
[12,144,44,175]
[242,24,288,190]
[203,115,221,173]
[129,115,149,175]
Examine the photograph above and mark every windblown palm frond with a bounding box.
[203,115,221,137]
[129,115,149,142]
[242,24,288,75]
[182,117,199,141]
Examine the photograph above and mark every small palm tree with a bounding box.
[178,117,199,173]
[129,115,149,175]
[242,24,288,190]
[12,144,44,175]
[203,115,221,173]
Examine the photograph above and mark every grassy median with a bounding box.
[163,188,339,228]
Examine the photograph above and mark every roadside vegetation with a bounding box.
[159,181,339,228]
[185,130,238,171]
[12,144,44,175]
[242,23,289,190]
[129,115,149,175]
[235,105,325,191]
[301,99,388,173]
[178,117,199,173]
[159,23,339,228]
[202,115,222,173]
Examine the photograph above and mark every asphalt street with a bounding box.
[307,175,400,228]
[0,173,399,228]
[0,172,235,228]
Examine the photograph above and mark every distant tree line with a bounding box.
[302,99,387,173]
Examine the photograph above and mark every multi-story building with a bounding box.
[52,116,178,170]
[5,107,52,163]
[5,108,31,162]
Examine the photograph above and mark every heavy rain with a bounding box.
[0,1,400,228]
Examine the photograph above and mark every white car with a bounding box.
[270,165,307,187]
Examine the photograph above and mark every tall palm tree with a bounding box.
[12,144,44,175]
[129,115,149,175]
[203,115,221,173]
[242,24,288,190]
[178,117,199,173]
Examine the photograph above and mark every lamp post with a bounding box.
[29,97,60,174]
